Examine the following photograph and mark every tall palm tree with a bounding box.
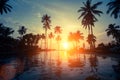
[41,14,51,49]
[0,0,12,15]
[48,32,54,49]
[87,34,96,49]
[18,26,27,38]
[106,24,120,44]
[54,26,62,50]
[78,0,103,34]
[107,0,120,19]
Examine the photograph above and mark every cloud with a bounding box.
[35,13,42,18]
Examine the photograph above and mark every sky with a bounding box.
[0,0,119,48]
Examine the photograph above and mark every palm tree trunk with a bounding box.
[91,25,93,35]
[88,25,90,35]
[45,29,47,49]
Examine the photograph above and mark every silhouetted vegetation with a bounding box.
[78,0,103,49]
[107,0,120,19]
[0,0,12,14]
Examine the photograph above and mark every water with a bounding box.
[0,51,120,80]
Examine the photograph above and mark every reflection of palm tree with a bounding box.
[48,32,54,49]
[78,0,103,35]
[0,0,12,14]
[41,14,51,49]
[107,0,120,19]
[87,34,96,49]
[106,24,120,44]
[86,55,100,80]
[89,55,98,72]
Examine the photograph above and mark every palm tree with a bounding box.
[54,26,62,34]
[68,32,75,48]
[54,26,62,50]
[87,34,96,49]
[40,33,46,49]
[74,30,84,48]
[18,26,27,38]
[107,0,120,19]
[78,0,103,34]
[0,0,12,15]
[41,14,51,49]
[48,32,54,49]
[56,35,61,50]
[106,24,120,44]
[0,23,14,37]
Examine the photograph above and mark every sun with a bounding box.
[63,42,69,49]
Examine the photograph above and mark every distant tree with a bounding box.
[0,23,14,37]
[68,32,75,47]
[40,33,46,49]
[56,35,61,50]
[0,23,16,51]
[21,33,41,48]
[107,0,120,19]
[54,26,62,50]
[41,14,51,49]
[18,26,27,38]
[78,0,103,34]
[0,0,12,15]
[48,32,54,49]
[97,43,105,49]
[87,34,96,49]
[68,31,84,49]
[105,24,120,44]
[74,30,84,48]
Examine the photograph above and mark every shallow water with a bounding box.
[0,51,120,80]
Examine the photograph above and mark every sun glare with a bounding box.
[63,42,69,49]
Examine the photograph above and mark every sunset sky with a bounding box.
[0,0,119,48]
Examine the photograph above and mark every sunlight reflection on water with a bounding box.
[0,51,120,80]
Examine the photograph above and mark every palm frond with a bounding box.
[92,2,103,9]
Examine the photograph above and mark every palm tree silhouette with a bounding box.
[18,26,27,38]
[87,34,96,49]
[41,14,51,49]
[74,30,84,49]
[106,24,120,44]
[54,26,62,50]
[78,0,102,49]
[48,32,54,49]
[0,0,12,15]
[107,0,120,19]
[68,32,75,48]
[0,23,14,37]
[40,33,46,49]
[78,0,103,35]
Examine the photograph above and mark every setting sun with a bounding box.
[63,42,69,49]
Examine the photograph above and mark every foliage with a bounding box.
[0,0,12,14]
[107,0,120,19]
